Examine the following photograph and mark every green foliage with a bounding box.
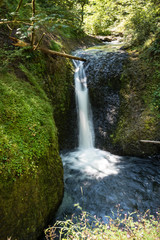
[145,37,160,58]
[0,45,30,72]
[124,0,159,45]
[1,0,34,29]
[84,0,115,35]
[1,0,160,44]
[19,64,47,100]
[83,0,160,48]
[0,0,89,43]
[0,71,57,180]
[45,207,160,240]
[84,0,132,35]
[50,40,62,52]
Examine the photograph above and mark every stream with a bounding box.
[55,42,160,224]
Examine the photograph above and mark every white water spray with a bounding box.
[73,60,95,149]
[61,59,120,178]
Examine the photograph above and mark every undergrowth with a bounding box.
[45,207,160,240]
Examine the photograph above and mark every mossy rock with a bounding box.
[0,146,63,239]
[0,69,64,239]
[112,55,160,156]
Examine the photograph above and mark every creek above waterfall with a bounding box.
[55,43,160,224]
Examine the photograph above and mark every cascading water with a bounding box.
[73,60,94,149]
[55,45,160,223]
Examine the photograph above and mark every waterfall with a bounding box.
[56,46,160,225]
[73,60,95,149]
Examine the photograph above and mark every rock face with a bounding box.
[112,55,160,157]
[65,45,160,157]
[60,46,128,152]
[80,48,128,152]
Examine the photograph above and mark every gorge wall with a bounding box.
[0,23,100,239]
[0,27,74,240]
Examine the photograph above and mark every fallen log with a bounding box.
[10,36,86,62]
[39,47,86,62]
[140,140,160,144]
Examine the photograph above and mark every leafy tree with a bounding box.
[0,0,89,43]
[83,0,159,47]
[84,0,120,35]
[124,0,160,45]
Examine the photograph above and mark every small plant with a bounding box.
[45,207,160,240]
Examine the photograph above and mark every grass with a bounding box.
[45,207,160,240]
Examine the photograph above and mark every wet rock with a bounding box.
[77,48,128,151]
[99,36,113,42]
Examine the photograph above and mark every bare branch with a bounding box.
[10,37,86,61]
[31,0,36,46]
[34,33,46,50]
[16,0,23,13]
[140,140,160,144]
[39,47,86,61]
[0,21,32,25]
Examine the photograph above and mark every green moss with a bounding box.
[0,142,63,239]
[0,71,57,179]
[41,55,74,148]
[50,40,62,51]
[112,55,160,156]
[0,48,65,239]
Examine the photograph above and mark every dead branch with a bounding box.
[7,24,12,31]
[34,33,45,50]
[31,0,36,46]
[140,140,160,144]
[39,47,86,61]
[10,37,86,61]
[10,37,30,47]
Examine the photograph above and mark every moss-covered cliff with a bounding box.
[0,26,77,239]
[0,20,99,238]
[112,50,160,157]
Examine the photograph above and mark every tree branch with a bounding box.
[15,0,23,13]
[10,37,86,61]
[34,33,45,50]
[31,0,36,46]
[39,47,86,61]
[0,21,32,25]
[140,140,160,144]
